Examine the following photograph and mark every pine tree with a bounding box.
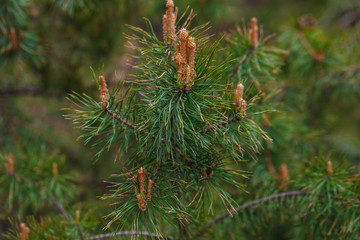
[1,0,360,239]
[64,1,271,237]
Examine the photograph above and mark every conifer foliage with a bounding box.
[1,0,360,239]
[66,0,270,237]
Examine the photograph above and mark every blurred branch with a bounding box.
[231,48,254,78]
[50,194,85,240]
[194,190,306,237]
[297,32,324,64]
[0,87,63,98]
[318,64,360,77]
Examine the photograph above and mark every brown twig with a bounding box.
[194,190,306,237]
[103,108,136,130]
[297,32,325,64]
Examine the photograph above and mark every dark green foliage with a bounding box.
[0,0,43,66]
[225,23,286,84]
[64,11,271,235]
[196,155,360,240]
[0,143,76,217]
[1,0,360,239]
[102,167,186,238]
[296,155,360,238]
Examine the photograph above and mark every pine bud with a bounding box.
[327,161,333,176]
[137,193,147,211]
[185,64,191,85]
[279,164,289,181]
[52,162,58,178]
[75,209,80,224]
[313,50,325,64]
[163,0,176,44]
[175,43,180,55]
[250,17,258,49]
[179,28,188,41]
[147,179,153,202]
[162,14,168,42]
[179,28,188,62]
[138,167,145,194]
[20,223,29,240]
[166,0,174,11]
[188,37,196,71]
[169,12,176,43]
[6,153,14,175]
[241,100,247,117]
[234,83,244,110]
[176,29,197,90]
[175,52,184,74]
[99,76,109,109]
[134,172,147,211]
[277,163,289,190]
[10,28,17,51]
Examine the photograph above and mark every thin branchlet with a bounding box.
[199,115,244,134]
[103,108,136,130]
[4,27,23,54]
[195,190,306,237]
[87,230,165,240]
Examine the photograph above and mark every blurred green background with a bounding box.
[1,0,359,237]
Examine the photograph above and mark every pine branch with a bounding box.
[102,103,199,173]
[87,230,172,240]
[0,87,63,98]
[102,104,197,167]
[296,32,324,63]
[318,63,360,77]
[230,48,254,78]
[103,107,136,130]
[51,194,85,240]
[194,190,306,237]
[199,115,242,134]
